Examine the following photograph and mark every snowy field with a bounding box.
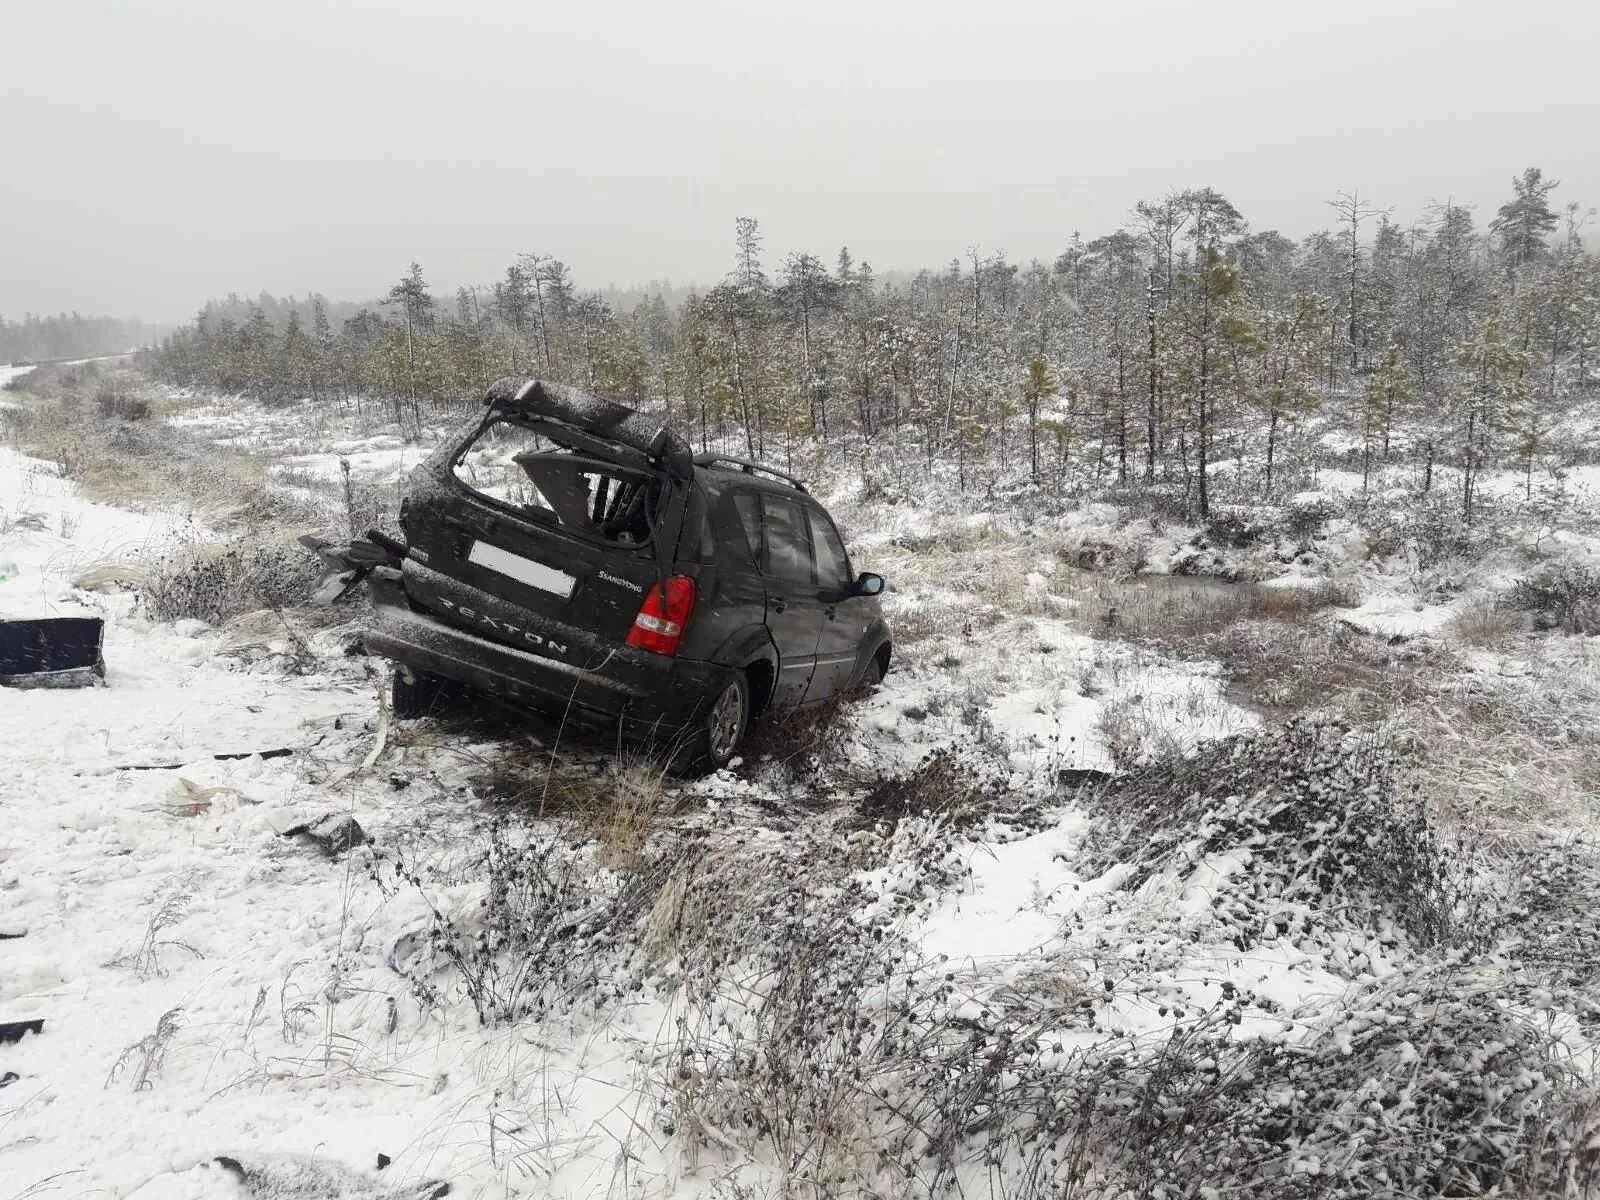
[5,368,1600,1198]
[1,375,1266,1199]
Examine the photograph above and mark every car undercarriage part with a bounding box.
[299,532,407,604]
[0,616,106,688]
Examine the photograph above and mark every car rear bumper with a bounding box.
[363,566,722,736]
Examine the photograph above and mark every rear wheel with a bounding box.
[701,673,751,771]
[857,648,888,692]
[391,667,448,719]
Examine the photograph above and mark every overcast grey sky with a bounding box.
[4,0,1597,322]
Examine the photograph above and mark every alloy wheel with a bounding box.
[707,679,747,763]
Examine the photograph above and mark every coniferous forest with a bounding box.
[146,171,1598,517]
[0,312,167,364]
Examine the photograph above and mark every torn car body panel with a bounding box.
[0,617,106,688]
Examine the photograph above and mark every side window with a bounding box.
[807,508,852,590]
[761,496,814,587]
[732,493,762,566]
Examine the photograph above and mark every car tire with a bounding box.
[698,672,751,773]
[391,667,446,719]
[856,651,886,692]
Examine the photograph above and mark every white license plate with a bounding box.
[467,541,576,599]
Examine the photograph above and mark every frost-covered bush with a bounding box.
[656,797,1600,1199]
[371,824,656,1025]
[1059,962,1600,1199]
[1360,487,1500,568]
[1080,718,1457,947]
[1169,540,1242,581]
[1507,559,1600,634]
[141,539,322,625]
[371,736,1600,1198]
[851,744,1029,834]
[1284,492,1341,542]
[1202,508,1270,549]
[93,381,151,421]
[1483,833,1600,988]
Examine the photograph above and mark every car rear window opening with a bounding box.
[451,417,665,546]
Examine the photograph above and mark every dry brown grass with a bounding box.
[886,598,1006,648]
[1447,598,1525,650]
[4,385,318,531]
[1395,649,1600,835]
[457,739,679,866]
[585,758,675,868]
[141,538,323,624]
[1070,575,1361,645]
[1206,620,1434,718]
[458,739,614,812]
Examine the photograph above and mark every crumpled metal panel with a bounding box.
[0,616,106,688]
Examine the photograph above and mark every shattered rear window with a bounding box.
[451,417,665,546]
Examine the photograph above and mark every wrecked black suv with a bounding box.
[320,378,891,770]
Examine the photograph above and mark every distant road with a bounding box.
[1,351,138,369]
[0,363,37,389]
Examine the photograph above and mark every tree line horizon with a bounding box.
[141,168,1595,520]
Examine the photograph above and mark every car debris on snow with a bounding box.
[0,616,105,688]
[0,1018,45,1043]
[125,1155,449,1200]
[212,1154,448,1200]
[278,813,367,856]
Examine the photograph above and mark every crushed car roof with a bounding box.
[483,377,695,480]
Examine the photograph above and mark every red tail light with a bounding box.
[626,575,696,656]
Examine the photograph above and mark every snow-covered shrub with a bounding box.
[1284,492,1341,542]
[1359,487,1501,569]
[851,745,1026,834]
[371,825,637,1025]
[1058,961,1600,1199]
[736,692,858,787]
[1448,595,1525,647]
[93,380,151,421]
[1168,538,1242,581]
[1080,718,1458,947]
[341,474,404,538]
[1508,558,1600,634]
[656,798,1600,1199]
[886,600,948,645]
[1483,833,1600,988]
[1057,528,1151,576]
[141,538,321,625]
[858,468,907,506]
[1105,481,1193,525]
[1202,508,1270,549]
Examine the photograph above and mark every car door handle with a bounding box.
[771,597,787,613]
[825,606,837,619]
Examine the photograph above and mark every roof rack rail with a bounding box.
[692,454,808,493]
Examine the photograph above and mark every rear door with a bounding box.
[734,490,823,710]
[403,417,669,648]
[806,505,872,698]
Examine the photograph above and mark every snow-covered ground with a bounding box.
[1,389,1274,1199]
[8,373,1600,1197]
